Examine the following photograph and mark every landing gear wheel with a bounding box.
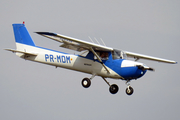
[126,86,134,95]
[109,84,119,94]
[82,78,91,88]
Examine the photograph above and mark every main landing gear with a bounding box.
[109,84,119,94]
[81,76,119,94]
[81,76,134,95]
[82,78,91,88]
[101,77,119,94]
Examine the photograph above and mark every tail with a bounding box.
[13,24,36,48]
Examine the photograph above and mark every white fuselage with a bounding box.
[16,43,121,79]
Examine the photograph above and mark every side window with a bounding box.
[94,52,99,60]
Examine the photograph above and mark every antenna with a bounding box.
[94,37,100,45]
[100,38,106,46]
[88,36,94,43]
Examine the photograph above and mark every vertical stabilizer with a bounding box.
[13,24,35,46]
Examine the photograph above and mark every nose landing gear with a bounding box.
[125,81,134,95]
[126,86,134,95]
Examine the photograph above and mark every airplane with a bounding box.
[5,23,177,95]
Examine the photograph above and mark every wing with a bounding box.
[36,32,177,64]
[124,51,177,64]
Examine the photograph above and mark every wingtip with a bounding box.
[35,32,57,36]
[35,32,45,35]
[171,61,178,64]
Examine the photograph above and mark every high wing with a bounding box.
[36,32,177,64]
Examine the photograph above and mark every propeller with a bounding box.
[136,65,155,71]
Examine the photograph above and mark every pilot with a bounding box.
[100,52,108,60]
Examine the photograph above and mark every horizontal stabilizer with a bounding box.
[5,49,37,56]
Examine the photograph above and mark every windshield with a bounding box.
[112,49,127,60]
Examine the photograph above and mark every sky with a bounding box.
[1,0,180,120]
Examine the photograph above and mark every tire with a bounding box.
[126,86,134,95]
[82,78,91,88]
[109,84,119,94]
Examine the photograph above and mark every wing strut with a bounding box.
[90,47,110,74]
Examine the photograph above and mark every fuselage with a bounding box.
[16,43,146,80]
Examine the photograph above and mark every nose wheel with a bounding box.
[125,86,134,95]
[125,81,134,95]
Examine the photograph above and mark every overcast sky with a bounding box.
[1,0,180,120]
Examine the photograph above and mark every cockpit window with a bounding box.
[112,49,127,60]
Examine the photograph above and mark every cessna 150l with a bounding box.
[5,23,177,95]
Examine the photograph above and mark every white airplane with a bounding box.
[5,23,177,95]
